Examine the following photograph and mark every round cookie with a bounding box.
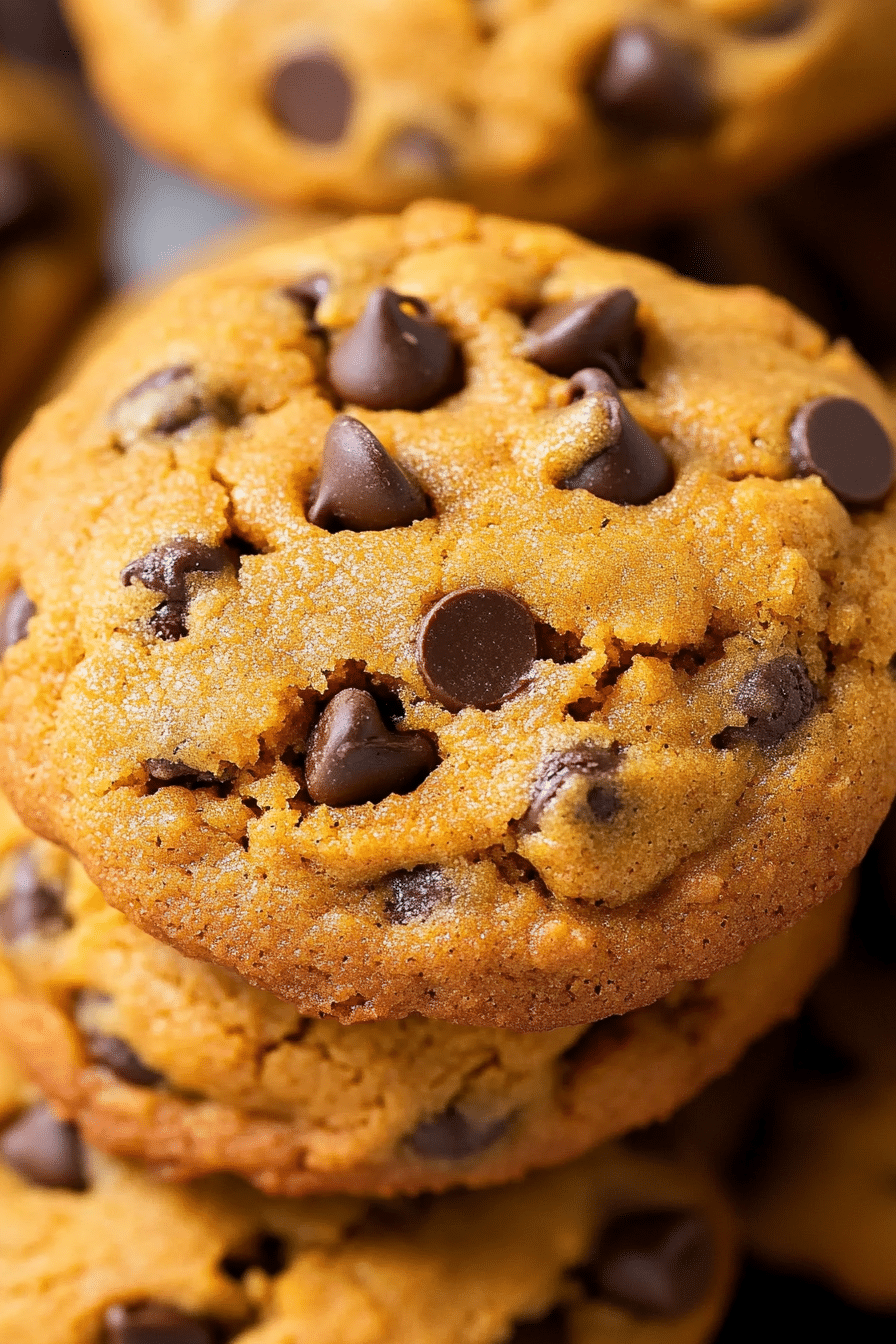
[0,794,853,1195]
[61,0,896,231]
[1,202,895,1029]
[0,1106,738,1344]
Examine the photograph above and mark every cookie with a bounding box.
[0,1099,738,1344]
[1,202,894,1029]
[0,793,852,1194]
[61,0,896,232]
[0,55,101,443]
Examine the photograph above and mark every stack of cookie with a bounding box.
[1,195,894,1341]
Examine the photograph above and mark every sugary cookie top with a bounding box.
[1,202,894,1028]
[64,0,896,228]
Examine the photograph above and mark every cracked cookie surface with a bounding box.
[62,0,896,231]
[0,796,852,1194]
[0,201,894,1028]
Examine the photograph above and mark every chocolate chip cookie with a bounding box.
[0,795,852,1194]
[0,1103,737,1344]
[1,202,894,1029]
[62,0,896,230]
[0,56,101,442]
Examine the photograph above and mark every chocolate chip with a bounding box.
[583,1209,715,1317]
[84,1031,165,1088]
[103,1303,219,1344]
[714,655,815,750]
[220,1233,287,1281]
[0,1104,87,1190]
[525,290,642,388]
[0,849,69,944]
[790,396,895,508]
[328,288,458,411]
[122,537,232,641]
[591,24,714,137]
[562,369,672,505]
[307,415,429,531]
[383,128,455,180]
[386,865,453,923]
[408,1106,511,1160]
[109,366,231,449]
[144,760,222,790]
[304,688,438,807]
[0,586,35,655]
[523,743,621,832]
[0,150,61,243]
[509,1312,567,1344]
[283,272,331,336]
[736,2,810,37]
[417,588,537,711]
[268,51,353,145]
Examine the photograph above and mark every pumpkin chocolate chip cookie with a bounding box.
[0,796,852,1194]
[0,201,894,1029]
[61,0,896,231]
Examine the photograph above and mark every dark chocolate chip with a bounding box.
[713,655,815,750]
[103,1302,219,1344]
[109,366,231,448]
[383,127,455,180]
[736,2,810,37]
[583,1208,715,1317]
[144,760,222,790]
[790,396,895,508]
[83,1031,165,1088]
[416,588,537,711]
[220,1233,287,1281]
[508,1310,568,1344]
[0,150,61,243]
[523,743,621,832]
[408,1106,511,1160]
[525,289,642,387]
[562,369,672,505]
[0,0,82,71]
[0,586,36,654]
[0,1104,87,1190]
[328,288,458,411]
[386,865,453,924]
[122,537,232,641]
[0,849,70,944]
[268,51,353,145]
[591,24,714,137]
[307,415,429,532]
[304,688,438,807]
[283,272,331,336]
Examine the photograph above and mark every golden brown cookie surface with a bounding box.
[0,203,894,1028]
[0,796,852,1194]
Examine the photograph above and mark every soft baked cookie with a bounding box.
[0,794,852,1194]
[61,0,896,231]
[0,56,101,442]
[1,202,895,1029]
[0,1104,738,1344]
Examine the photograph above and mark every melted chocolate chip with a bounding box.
[408,1106,511,1160]
[508,1310,567,1344]
[0,150,61,243]
[283,272,331,336]
[144,760,222,790]
[268,51,353,145]
[122,537,232,641]
[736,2,810,37]
[0,586,35,655]
[109,366,231,449]
[384,127,455,180]
[714,655,815,750]
[790,396,895,508]
[307,415,429,532]
[583,1208,715,1317]
[386,865,453,923]
[417,588,537,711]
[220,1233,287,1281]
[103,1303,219,1344]
[591,24,714,137]
[0,1104,87,1190]
[523,743,621,832]
[525,290,642,387]
[84,1031,165,1087]
[328,288,458,411]
[0,849,69,944]
[304,688,438,807]
[563,369,672,505]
